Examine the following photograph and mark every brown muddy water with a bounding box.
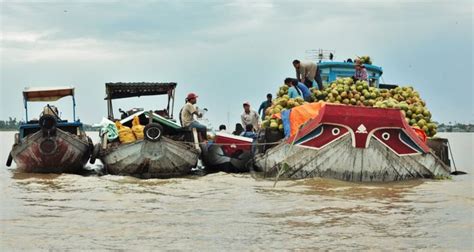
[0,132,473,251]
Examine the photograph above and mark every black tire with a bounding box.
[39,114,57,130]
[144,123,163,142]
[6,152,13,167]
[89,144,101,164]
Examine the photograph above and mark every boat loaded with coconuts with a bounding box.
[5,87,92,173]
[250,56,453,182]
[91,82,201,178]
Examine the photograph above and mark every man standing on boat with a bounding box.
[353,59,368,81]
[241,102,260,131]
[293,59,324,90]
[258,93,273,120]
[181,93,207,140]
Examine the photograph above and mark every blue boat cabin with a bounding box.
[19,87,83,139]
[318,61,384,87]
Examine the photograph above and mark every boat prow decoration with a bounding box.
[289,104,429,156]
[254,103,451,182]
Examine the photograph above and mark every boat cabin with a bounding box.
[20,87,83,139]
[105,82,186,136]
[318,61,384,87]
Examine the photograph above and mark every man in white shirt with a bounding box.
[241,102,260,131]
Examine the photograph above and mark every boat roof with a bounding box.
[318,61,383,74]
[23,86,75,102]
[215,131,254,142]
[105,82,177,100]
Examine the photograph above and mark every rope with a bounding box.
[178,140,283,146]
[273,126,302,187]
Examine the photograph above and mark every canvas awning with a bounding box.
[23,87,75,102]
[105,82,177,99]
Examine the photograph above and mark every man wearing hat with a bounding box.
[241,102,260,131]
[181,93,207,139]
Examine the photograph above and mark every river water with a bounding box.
[0,132,472,251]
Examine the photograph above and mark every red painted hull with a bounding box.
[10,129,91,173]
[289,104,430,156]
[202,132,254,172]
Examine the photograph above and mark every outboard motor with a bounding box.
[39,114,57,137]
[38,114,58,155]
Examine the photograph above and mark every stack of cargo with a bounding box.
[262,77,437,137]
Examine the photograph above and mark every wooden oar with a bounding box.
[6,152,13,167]
[447,141,467,175]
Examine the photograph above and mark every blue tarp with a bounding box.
[281,109,292,138]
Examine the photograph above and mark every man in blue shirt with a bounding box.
[284,78,312,102]
[240,124,257,139]
[258,93,273,120]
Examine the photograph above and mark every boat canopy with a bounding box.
[105,82,177,100]
[23,87,75,102]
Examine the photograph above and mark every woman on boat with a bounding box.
[353,59,368,81]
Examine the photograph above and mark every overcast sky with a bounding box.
[1,0,472,128]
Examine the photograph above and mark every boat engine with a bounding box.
[39,114,57,137]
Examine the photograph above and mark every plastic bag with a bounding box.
[97,117,119,141]
[115,121,136,144]
[131,116,145,140]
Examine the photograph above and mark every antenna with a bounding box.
[305,49,336,62]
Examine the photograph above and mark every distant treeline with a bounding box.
[437,123,474,133]
[0,117,20,130]
[0,117,98,131]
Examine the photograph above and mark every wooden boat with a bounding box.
[6,87,92,173]
[201,132,253,173]
[253,104,451,182]
[93,82,200,178]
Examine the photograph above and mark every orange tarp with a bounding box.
[412,127,427,142]
[274,101,326,136]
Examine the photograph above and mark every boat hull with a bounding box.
[201,132,254,173]
[202,144,252,173]
[254,104,451,182]
[100,137,200,178]
[254,134,450,182]
[10,129,91,173]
